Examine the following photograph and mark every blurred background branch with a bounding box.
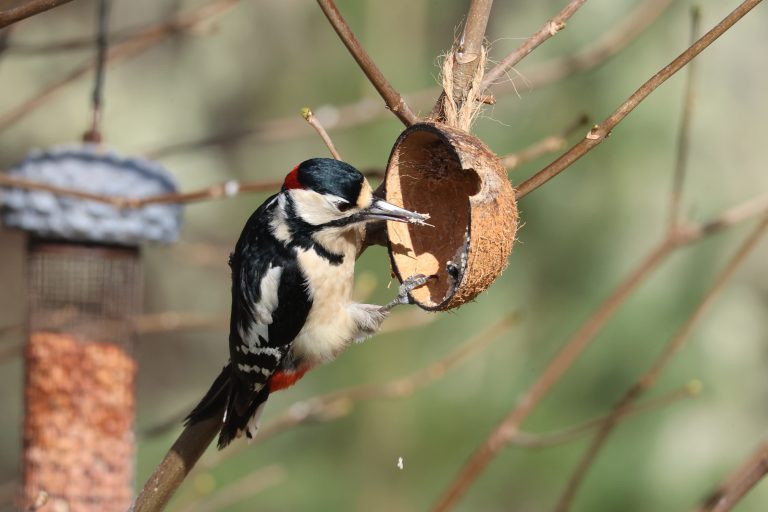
[0,0,74,29]
[479,0,586,91]
[695,442,768,512]
[555,212,768,511]
[516,0,762,199]
[0,0,237,133]
[433,1,765,502]
[0,1,766,511]
[316,0,417,126]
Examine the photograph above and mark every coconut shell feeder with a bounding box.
[1,144,181,512]
[384,122,518,310]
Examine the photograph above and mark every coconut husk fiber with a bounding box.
[385,122,518,310]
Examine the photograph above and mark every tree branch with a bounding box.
[516,0,762,199]
[668,7,701,230]
[0,0,237,133]
[554,213,768,511]
[176,465,285,512]
[302,107,342,160]
[509,382,700,449]
[0,173,280,208]
[131,410,224,512]
[480,0,587,91]
[0,0,74,29]
[316,0,417,126]
[502,114,589,170]
[499,0,674,93]
[0,168,383,210]
[429,0,494,123]
[695,442,768,512]
[192,312,519,474]
[138,311,517,512]
[145,0,671,159]
[431,186,768,511]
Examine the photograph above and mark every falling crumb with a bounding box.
[397,457,404,470]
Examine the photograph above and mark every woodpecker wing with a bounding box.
[228,196,312,415]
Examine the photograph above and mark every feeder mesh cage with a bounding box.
[22,240,141,512]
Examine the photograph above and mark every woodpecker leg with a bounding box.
[381,274,433,313]
[350,274,434,344]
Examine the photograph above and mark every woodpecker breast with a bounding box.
[291,227,363,364]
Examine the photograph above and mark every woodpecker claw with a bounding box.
[383,273,435,311]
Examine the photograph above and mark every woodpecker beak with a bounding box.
[362,198,430,225]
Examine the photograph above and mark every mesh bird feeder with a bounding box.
[385,122,518,310]
[1,145,181,511]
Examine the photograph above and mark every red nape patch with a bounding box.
[283,165,302,190]
[269,367,310,392]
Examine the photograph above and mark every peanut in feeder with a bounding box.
[384,122,518,311]
[1,144,181,512]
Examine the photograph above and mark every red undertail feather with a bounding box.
[269,367,309,392]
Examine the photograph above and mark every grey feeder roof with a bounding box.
[1,144,183,245]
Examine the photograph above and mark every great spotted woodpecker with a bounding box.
[186,158,431,448]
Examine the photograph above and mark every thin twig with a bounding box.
[176,465,285,512]
[431,240,673,512]
[134,312,228,335]
[3,20,209,55]
[193,312,520,473]
[316,0,417,126]
[502,114,589,170]
[480,0,587,91]
[695,442,768,512]
[4,30,126,55]
[134,307,515,511]
[136,309,436,440]
[554,214,768,512]
[153,311,517,511]
[0,0,74,29]
[0,173,280,208]
[302,108,342,160]
[668,7,701,230]
[516,0,762,199]
[510,381,700,449]
[145,0,671,159]
[0,168,383,209]
[83,0,112,144]
[431,190,768,512]
[501,0,675,93]
[0,0,237,133]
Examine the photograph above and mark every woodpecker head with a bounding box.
[280,158,427,229]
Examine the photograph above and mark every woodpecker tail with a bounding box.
[185,363,269,449]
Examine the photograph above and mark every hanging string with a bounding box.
[84,0,111,143]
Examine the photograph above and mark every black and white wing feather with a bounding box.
[187,195,312,448]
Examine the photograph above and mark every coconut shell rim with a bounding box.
[383,122,480,311]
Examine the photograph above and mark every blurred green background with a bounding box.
[1,0,767,510]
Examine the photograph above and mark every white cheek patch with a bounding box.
[289,189,360,226]
[290,189,342,225]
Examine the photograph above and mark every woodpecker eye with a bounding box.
[330,198,352,212]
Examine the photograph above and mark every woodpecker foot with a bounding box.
[383,274,434,311]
